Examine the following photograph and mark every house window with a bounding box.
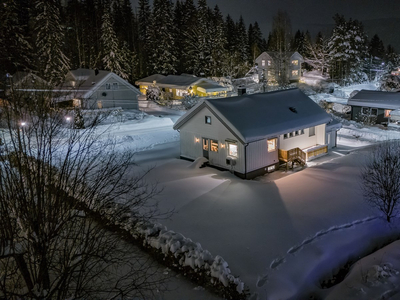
[289,132,293,138]
[97,101,103,109]
[267,71,272,76]
[211,140,218,152]
[284,133,288,139]
[309,126,315,136]
[292,70,299,76]
[261,59,265,67]
[203,139,209,151]
[385,109,391,118]
[370,108,378,116]
[301,129,304,135]
[228,143,238,157]
[112,82,118,90]
[267,138,277,152]
[205,116,211,124]
[176,89,187,97]
[268,60,271,66]
[292,60,299,66]
[105,83,111,90]
[362,107,378,116]
[295,130,299,136]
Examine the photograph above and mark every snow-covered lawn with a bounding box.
[111,87,400,299]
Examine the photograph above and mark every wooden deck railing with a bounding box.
[306,145,328,159]
[278,147,306,164]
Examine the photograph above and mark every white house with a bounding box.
[173,89,335,179]
[57,68,142,109]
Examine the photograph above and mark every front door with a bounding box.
[202,138,209,159]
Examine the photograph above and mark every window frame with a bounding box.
[227,142,238,157]
[309,126,315,137]
[210,140,219,152]
[267,138,278,152]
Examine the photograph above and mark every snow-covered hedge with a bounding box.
[95,203,248,299]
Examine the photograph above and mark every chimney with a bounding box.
[95,68,99,76]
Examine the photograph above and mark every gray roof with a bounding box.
[175,89,331,143]
[135,74,166,85]
[347,90,400,109]
[157,75,203,89]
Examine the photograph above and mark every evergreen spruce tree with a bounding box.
[209,5,227,76]
[138,0,151,77]
[328,15,368,84]
[148,0,177,75]
[248,22,263,64]
[34,0,70,85]
[101,12,129,79]
[0,0,32,77]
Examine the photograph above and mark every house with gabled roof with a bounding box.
[57,68,142,109]
[135,74,228,100]
[347,90,400,125]
[255,51,303,84]
[173,88,335,179]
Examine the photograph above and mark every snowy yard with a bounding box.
[40,85,400,299]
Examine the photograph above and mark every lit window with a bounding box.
[176,89,188,97]
[309,126,315,136]
[284,133,288,139]
[228,143,238,157]
[211,140,218,152]
[292,60,299,66]
[105,83,111,90]
[203,139,209,151]
[267,138,277,152]
[112,82,118,90]
[292,70,299,76]
[268,60,271,66]
[205,116,211,124]
[262,59,265,67]
[385,109,391,118]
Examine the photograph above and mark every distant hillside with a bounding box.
[301,18,400,52]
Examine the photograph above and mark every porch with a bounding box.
[278,144,328,169]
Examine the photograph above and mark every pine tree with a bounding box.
[101,12,129,79]
[328,15,368,84]
[138,0,151,76]
[209,5,227,76]
[0,0,32,77]
[34,0,70,85]
[248,22,263,64]
[148,0,177,75]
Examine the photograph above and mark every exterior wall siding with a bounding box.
[246,138,279,173]
[279,124,326,150]
[351,105,388,124]
[179,107,245,174]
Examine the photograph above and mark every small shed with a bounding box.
[173,89,332,179]
[347,90,400,124]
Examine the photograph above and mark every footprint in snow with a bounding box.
[270,257,285,269]
[256,275,268,287]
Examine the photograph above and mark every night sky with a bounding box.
[130,0,400,47]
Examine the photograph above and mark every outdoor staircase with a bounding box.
[278,147,307,170]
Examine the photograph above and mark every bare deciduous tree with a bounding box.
[0,86,167,299]
[360,141,400,222]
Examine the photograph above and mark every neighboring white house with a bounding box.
[57,68,142,109]
[173,88,335,179]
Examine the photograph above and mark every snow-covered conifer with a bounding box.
[34,0,70,85]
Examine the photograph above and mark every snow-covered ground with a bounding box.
[100,83,400,300]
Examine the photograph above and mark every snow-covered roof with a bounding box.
[56,69,141,101]
[347,90,400,109]
[174,89,331,143]
[196,81,227,93]
[135,74,166,86]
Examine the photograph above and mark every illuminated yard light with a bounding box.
[66,116,71,121]
[20,122,26,126]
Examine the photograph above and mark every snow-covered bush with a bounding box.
[146,86,161,102]
[182,94,200,110]
[95,204,248,299]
